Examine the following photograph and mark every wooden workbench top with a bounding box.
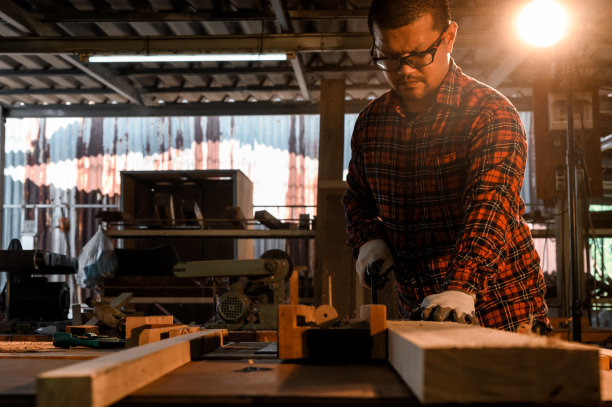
[121,359,414,406]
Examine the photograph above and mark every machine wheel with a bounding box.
[259,249,293,281]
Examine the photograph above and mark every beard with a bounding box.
[392,74,429,102]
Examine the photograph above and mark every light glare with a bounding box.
[518,0,567,47]
[88,53,288,63]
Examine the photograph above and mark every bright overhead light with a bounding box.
[517,0,567,47]
[88,53,288,63]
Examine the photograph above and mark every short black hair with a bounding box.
[368,0,451,34]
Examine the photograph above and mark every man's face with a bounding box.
[372,13,457,112]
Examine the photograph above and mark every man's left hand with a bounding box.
[419,290,476,324]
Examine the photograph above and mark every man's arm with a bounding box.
[342,119,387,254]
[442,98,528,295]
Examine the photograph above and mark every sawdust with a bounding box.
[0,341,60,353]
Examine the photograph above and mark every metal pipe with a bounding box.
[566,63,582,342]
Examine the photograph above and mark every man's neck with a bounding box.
[402,92,436,114]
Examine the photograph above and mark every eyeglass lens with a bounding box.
[374,53,434,71]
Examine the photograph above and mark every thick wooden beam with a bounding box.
[315,79,355,317]
[387,321,601,404]
[36,329,225,407]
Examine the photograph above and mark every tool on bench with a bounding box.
[364,259,392,304]
[53,332,125,349]
[0,239,77,334]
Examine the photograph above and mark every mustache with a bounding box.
[394,75,424,84]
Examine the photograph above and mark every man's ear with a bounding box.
[445,21,459,53]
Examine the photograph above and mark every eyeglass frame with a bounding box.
[371,25,450,71]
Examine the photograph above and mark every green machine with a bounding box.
[173,250,292,329]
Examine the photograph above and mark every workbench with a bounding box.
[1,339,611,407]
[0,341,412,407]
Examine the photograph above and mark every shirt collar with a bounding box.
[436,58,464,108]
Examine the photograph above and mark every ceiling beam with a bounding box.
[270,0,310,101]
[4,96,535,118]
[0,1,59,36]
[0,83,391,96]
[0,68,84,77]
[0,32,516,55]
[30,7,544,23]
[0,1,144,105]
[4,100,372,118]
[0,65,378,77]
[61,55,144,105]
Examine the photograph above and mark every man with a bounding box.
[342,0,550,332]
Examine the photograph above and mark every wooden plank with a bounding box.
[550,328,612,343]
[359,304,386,360]
[600,347,612,370]
[277,305,315,359]
[36,329,226,407]
[124,316,174,347]
[602,369,612,401]
[387,321,601,404]
[137,325,200,346]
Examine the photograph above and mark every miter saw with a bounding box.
[172,249,293,329]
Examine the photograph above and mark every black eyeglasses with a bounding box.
[371,26,449,71]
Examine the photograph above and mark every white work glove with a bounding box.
[356,239,394,288]
[420,290,476,324]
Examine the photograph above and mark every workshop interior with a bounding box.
[0,0,611,406]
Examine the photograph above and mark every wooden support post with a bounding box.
[315,78,355,318]
[387,321,601,404]
[37,329,226,407]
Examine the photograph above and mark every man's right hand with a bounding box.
[356,239,394,287]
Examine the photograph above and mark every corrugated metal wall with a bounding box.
[3,114,359,256]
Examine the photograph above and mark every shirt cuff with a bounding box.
[346,220,387,258]
[441,259,490,295]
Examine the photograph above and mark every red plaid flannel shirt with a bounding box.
[342,61,549,331]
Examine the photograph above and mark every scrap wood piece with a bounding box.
[137,325,201,346]
[36,329,226,407]
[125,315,174,348]
[387,321,600,404]
[278,305,315,359]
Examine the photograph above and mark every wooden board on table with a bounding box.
[388,321,600,404]
[36,329,226,407]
